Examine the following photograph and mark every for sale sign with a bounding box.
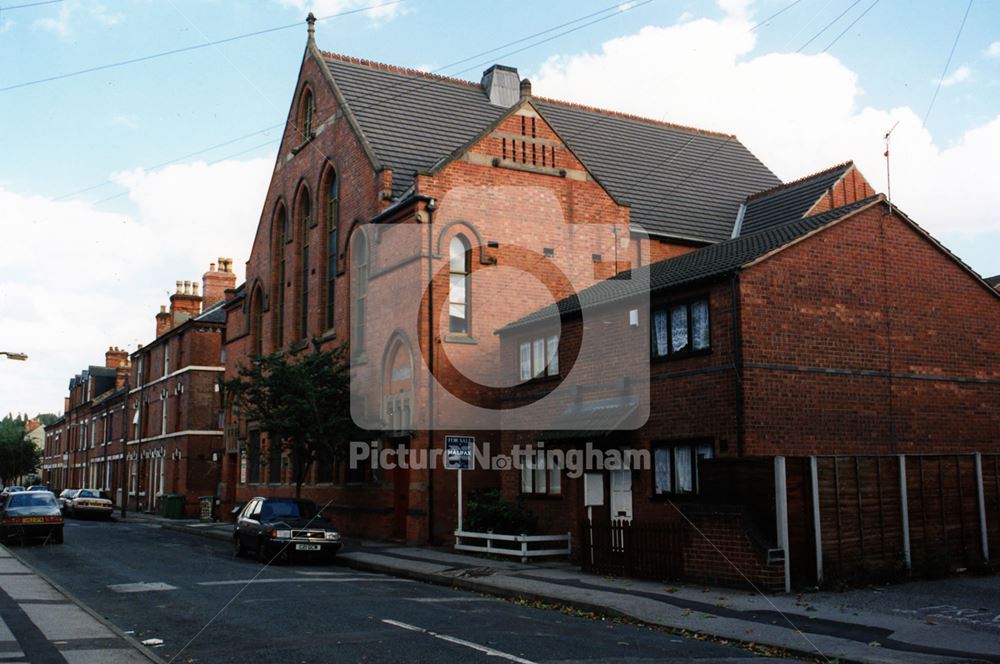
[444,436,474,470]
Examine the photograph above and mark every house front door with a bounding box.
[609,467,633,522]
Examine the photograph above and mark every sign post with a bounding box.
[445,435,474,533]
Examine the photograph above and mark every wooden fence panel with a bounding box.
[983,454,1000,558]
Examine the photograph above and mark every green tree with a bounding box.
[0,418,39,486]
[224,341,358,499]
[34,413,60,427]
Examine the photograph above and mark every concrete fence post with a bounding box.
[774,456,791,593]
[810,456,823,586]
[899,455,911,573]
[975,452,989,563]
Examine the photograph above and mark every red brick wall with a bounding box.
[740,205,1000,456]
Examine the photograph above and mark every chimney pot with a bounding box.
[184,280,192,294]
[176,280,183,294]
[519,78,532,99]
[192,282,200,295]
[210,262,216,272]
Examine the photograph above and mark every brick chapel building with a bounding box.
[221,17,781,541]
[221,19,999,589]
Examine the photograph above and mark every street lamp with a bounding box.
[0,351,28,361]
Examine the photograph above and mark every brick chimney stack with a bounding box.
[202,257,237,309]
[170,277,203,326]
[105,345,129,368]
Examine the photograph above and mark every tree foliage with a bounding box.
[224,341,357,498]
[0,415,39,486]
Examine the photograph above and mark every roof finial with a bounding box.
[306,12,316,44]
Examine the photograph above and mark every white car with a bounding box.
[67,489,113,519]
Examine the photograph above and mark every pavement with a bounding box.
[131,512,1000,664]
[0,542,162,664]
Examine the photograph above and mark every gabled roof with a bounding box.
[986,275,1000,288]
[501,195,883,332]
[738,162,853,236]
[532,100,780,242]
[319,52,780,243]
[322,54,507,199]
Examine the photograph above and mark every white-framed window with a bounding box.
[653,442,714,495]
[651,298,710,359]
[518,335,559,381]
[520,448,561,495]
[448,235,471,335]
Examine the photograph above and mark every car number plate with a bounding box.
[295,543,321,551]
[22,517,44,524]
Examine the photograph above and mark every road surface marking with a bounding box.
[107,582,177,593]
[197,577,413,586]
[405,597,496,603]
[294,570,356,576]
[382,619,536,663]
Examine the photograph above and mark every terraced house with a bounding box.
[221,19,1000,589]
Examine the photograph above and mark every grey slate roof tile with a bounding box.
[501,195,882,332]
[739,162,852,236]
[986,275,1000,288]
[532,100,781,242]
[322,54,780,243]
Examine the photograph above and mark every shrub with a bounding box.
[465,488,536,535]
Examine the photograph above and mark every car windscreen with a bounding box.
[260,500,318,520]
[7,493,58,509]
[78,490,101,498]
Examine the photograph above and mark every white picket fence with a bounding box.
[454,529,571,563]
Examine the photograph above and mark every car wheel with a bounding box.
[233,534,245,558]
[255,539,268,564]
[51,527,63,545]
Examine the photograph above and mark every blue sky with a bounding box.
[1,0,999,415]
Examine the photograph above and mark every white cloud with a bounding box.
[277,0,408,25]
[0,157,272,416]
[110,114,139,130]
[986,41,1000,58]
[531,3,1000,238]
[935,65,971,87]
[1,18,14,33]
[33,0,123,38]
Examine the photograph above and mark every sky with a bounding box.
[1,0,999,417]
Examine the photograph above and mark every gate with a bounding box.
[579,519,685,579]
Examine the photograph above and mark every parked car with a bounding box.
[1,486,25,497]
[26,485,51,492]
[0,491,63,544]
[66,489,113,520]
[233,497,342,564]
[57,489,80,513]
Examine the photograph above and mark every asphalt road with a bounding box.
[7,518,800,664]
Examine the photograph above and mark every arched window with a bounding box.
[251,286,264,357]
[273,204,288,348]
[298,189,311,340]
[449,235,471,335]
[351,232,368,355]
[300,87,315,138]
[324,169,339,330]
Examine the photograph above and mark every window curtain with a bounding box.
[653,311,669,356]
[674,446,693,493]
[654,447,672,493]
[670,305,688,353]
[691,300,709,350]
